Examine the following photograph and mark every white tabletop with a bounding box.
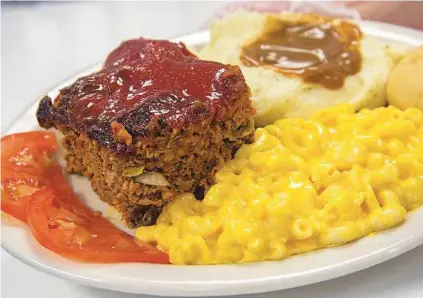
[1,2,423,298]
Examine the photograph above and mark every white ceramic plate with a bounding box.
[2,21,423,297]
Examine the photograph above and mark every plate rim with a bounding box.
[3,225,423,296]
[2,20,423,297]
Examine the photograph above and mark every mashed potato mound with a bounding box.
[199,12,395,126]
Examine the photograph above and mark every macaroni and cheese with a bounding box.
[136,104,423,265]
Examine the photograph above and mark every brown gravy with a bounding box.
[240,18,362,89]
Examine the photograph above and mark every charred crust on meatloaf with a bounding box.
[36,95,54,128]
[129,205,161,227]
[35,38,249,156]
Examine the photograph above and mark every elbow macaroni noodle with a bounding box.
[136,104,423,265]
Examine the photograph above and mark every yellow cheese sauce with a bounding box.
[136,104,423,265]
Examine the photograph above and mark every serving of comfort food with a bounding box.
[199,12,395,126]
[1,12,423,267]
[1,132,168,263]
[137,104,423,264]
[36,38,255,228]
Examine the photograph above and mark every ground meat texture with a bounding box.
[36,38,255,227]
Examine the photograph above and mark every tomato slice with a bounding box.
[1,176,42,222]
[1,131,57,172]
[27,188,169,264]
[1,131,59,221]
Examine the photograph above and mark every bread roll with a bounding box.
[387,46,423,113]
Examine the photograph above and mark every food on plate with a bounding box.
[36,38,255,228]
[1,132,169,264]
[387,45,423,113]
[27,188,169,263]
[383,43,414,65]
[199,12,395,126]
[3,16,422,267]
[1,131,59,222]
[137,104,423,264]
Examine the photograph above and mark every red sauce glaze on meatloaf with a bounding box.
[37,38,249,155]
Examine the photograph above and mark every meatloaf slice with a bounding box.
[36,38,255,228]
